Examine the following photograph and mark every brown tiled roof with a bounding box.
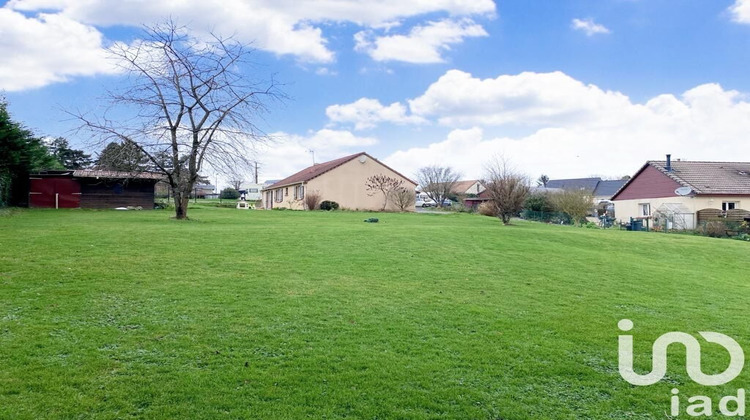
[451,180,480,194]
[265,152,417,189]
[614,160,750,198]
[648,160,750,195]
[73,169,164,180]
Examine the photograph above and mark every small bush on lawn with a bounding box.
[320,201,339,211]
[478,202,496,217]
[304,191,322,210]
[702,221,727,238]
[154,200,172,210]
[448,201,472,213]
[220,187,240,200]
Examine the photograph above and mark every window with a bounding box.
[275,189,283,203]
[249,188,258,193]
[722,201,739,211]
[293,185,305,200]
[285,187,289,196]
[638,203,651,216]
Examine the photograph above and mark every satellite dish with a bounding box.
[358,155,367,164]
[674,187,693,196]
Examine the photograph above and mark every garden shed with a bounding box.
[29,170,163,209]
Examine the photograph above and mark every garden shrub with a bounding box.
[320,200,339,211]
[220,187,240,200]
[702,221,727,238]
[478,202,496,217]
[523,192,554,213]
[304,191,322,210]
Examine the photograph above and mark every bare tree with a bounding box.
[416,166,460,208]
[73,21,283,219]
[551,188,593,226]
[389,187,416,211]
[303,190,322,210]
[225,166,251,191]
[482,158,530,225]
[536,174,550,187]
[365,174,404,211]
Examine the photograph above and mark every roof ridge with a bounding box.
[264,152,416,190]
[648,160,750,164]
[265,152,364,189]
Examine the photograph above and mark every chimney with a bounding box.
[666,154,672,172]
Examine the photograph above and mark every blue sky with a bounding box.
[3,0,750,184]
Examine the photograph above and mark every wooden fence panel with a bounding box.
[697,208,750,224]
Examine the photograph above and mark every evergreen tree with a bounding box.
[0,100,60,206]
[95,140,148,172]
[48,137,92,169]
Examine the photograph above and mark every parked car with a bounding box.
[441,199,456,207]
[416,199,436,208]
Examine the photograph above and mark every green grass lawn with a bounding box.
[1,208,749,419]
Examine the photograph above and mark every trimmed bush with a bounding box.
[320,200,339,211]
[219,187,240,200]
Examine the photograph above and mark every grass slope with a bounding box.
[1,208,749,419]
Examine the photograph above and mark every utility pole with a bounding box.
[308,149,316,165]
[254,161,259,184]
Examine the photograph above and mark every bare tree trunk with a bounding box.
[172,184,193,219]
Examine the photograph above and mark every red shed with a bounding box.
[29,170,163,209]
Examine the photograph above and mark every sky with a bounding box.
[2,0,750,186]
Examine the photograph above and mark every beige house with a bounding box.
[262,152,417,211]
[612,156,750,229]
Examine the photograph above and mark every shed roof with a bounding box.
[32,169,164,180]
[74,170,164,180]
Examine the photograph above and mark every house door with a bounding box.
[29,178,81,208]
[265,191,273,209]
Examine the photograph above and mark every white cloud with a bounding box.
[408,70,631,127]
[729,0,750,23]
[5,0,495,65]
[326,98,427,130]
[257,129,378,180]
[1,0,495,90]
[315,67,338,76]
[0,9,119,91]
[383,71,750,180]
[354,18,488,63]
[571,18,610,36]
